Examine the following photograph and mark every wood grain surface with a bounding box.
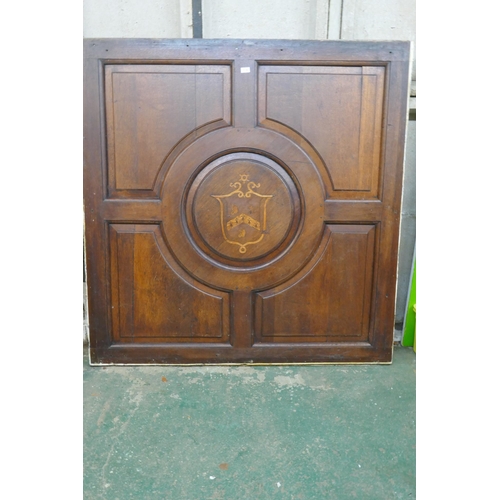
[84,39,411,364]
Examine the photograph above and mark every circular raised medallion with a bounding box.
[162,127,325,290]
[187,153,300,263]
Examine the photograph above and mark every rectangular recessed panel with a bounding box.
[109,224,230,343]
[105,65,231,196]
[258,65,385,197]
[255,225,376,343]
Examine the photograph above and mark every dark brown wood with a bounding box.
[84,39,411,364]
[254,224,376,344]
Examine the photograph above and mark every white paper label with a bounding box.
[240,67,251,73]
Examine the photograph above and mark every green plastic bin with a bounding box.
[402,250,416,348]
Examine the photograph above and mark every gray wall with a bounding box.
[83,0,192,38]
[202,0,330,39]
[83,0,416,338]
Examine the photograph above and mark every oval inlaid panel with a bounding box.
[189,153,300,262]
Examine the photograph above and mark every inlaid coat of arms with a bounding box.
[212,174,273,254]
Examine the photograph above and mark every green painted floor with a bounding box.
[84,348,416,499]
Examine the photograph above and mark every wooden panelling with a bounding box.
[187,153,301,264]
[109,224,229,342]
[258,65,385,197]
[255,224,376,343]
[84,39,410,364]
[105,65,231,197]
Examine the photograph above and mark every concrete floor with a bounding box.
[84,347,416,499]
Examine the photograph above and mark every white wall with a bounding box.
[337,0,416,79]
[83,0,191,38]
[202,0,329,39]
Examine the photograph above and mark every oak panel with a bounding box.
[188,153,300,264]
[255,224,376,343]
[105,64,231,196]
[109,224,230,343]
[84,39,411,364]
[259,65,385,197]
